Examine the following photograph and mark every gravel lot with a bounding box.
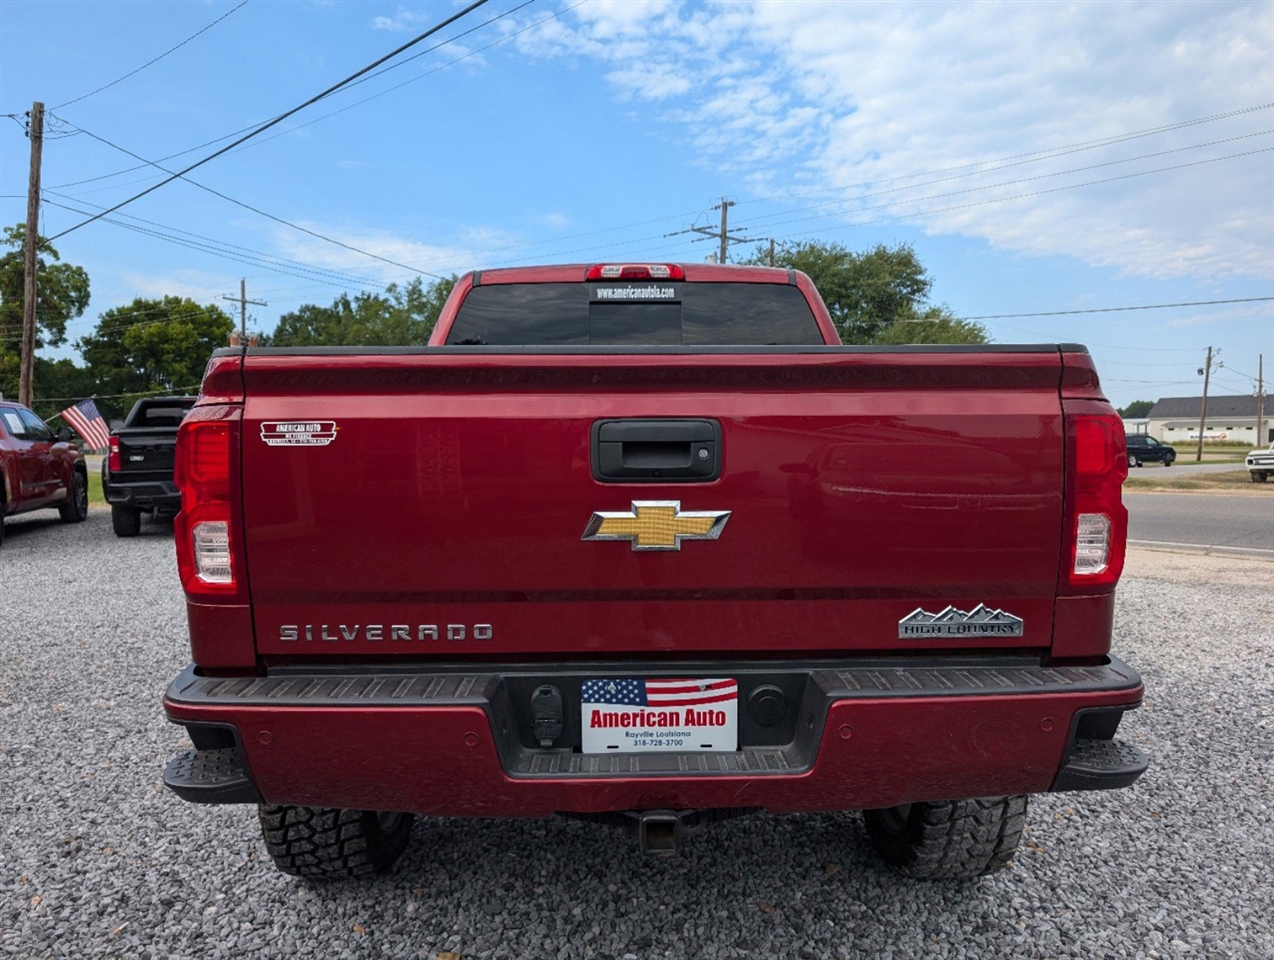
[2,508,1271,959]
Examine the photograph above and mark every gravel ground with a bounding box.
[2,509,1271,959]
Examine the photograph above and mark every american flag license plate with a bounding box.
[581,678,739,753]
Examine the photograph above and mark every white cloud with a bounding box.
[514,0,1274,280]
[270,221,518,283]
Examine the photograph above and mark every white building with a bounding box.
[1145,395,1269,445]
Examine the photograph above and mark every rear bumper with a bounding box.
[162,656,1146,816]
[103,477,180,510]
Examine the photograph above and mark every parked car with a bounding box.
[102,396,197,536]
[1246,441,1274,482]
[0,399,89,546]
[1125,433,1176,467]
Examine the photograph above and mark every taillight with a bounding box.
[586,263,685,281]
[1061,405,1128,593]
[107,436,121,473]
[174,406,243,600]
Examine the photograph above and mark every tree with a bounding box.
[270,276,456,347]
[743,240,987,345]
[1118,399,1155,419]
[871,306,990,346]
[0,223,91,399]
[77,297,234,416]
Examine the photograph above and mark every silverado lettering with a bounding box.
[162,261,1147,883]
[278,623,494,642]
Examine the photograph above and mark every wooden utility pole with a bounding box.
[19,101,44,408]
[667,198,751,264]
[1256,354,1266,446]
[1195,346,1214,463]
[222,278,266,344]
[768,238,776,267]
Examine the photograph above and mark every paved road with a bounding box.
[1125,459,1249,477]
[1126,491,1274,556]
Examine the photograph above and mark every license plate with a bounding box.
[581,678,738,753]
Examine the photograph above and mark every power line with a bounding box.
[738,129,1273,231]
[46,0,492,242]
[958,297,1274,321]
[41,193,391,289]
[45,0,552,192]
[53,1,252,110]
[48,116,449,280]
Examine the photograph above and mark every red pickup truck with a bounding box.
[163,263,1146,880]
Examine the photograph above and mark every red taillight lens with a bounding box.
[586,263,685,281]
[107,436,121,473]
[174,407,242,599]
[1061,407,1128,593]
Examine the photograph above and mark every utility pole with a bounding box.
[1195,346,1220,463]
[222,278,266,344]
[1256,353,1266,446]
[768,238,776,267]
[666,198,751,264]
[19,101,44,408]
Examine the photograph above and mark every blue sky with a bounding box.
[2,0,1271,408]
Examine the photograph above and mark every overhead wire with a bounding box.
[53,1,252,110]
[46,0,493,242]
[48,115,450,280]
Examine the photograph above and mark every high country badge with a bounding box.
[582,500,730,551]
[898,604,1024,639]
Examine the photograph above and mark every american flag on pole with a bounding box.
[60,398,110,450]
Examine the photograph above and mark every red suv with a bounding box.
[0,400,89,546]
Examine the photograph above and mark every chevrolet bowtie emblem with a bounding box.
[582,500,730,551]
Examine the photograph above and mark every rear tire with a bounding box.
[258,805,414,880]
[864,796,1027,879]
[58,470,89,523]
[111,504,141,537]
[1127,454,1139,468]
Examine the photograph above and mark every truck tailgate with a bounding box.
[239,349,1065,658]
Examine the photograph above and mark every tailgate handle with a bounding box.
[592,419,721,483]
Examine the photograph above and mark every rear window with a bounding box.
[447,282,822,345]
[127,401,194,428]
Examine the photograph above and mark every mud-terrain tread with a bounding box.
[257,805,413,880]
[864,796,1027,879]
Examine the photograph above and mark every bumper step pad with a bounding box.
[1053,737,1148,791]
[163,747,262,804]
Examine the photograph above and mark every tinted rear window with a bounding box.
[128,402,194,428]
[447,282,822,345]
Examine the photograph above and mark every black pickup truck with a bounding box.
[102,396,196,536]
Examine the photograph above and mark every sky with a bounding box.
[1,0,1271,408]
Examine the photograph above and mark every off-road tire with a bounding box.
[863,796,1027,879]
[59,470,89,523]
[111,504,141,537]
[258,805,414,880]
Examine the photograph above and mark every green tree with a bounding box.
[1118,399,1154,419]
[270,276,456,347]
[743,240,987,345]
[0,223,91,398]
[77,296,234,416]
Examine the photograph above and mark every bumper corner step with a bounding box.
[1053,738,1148,792]
[163,747,261,805]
